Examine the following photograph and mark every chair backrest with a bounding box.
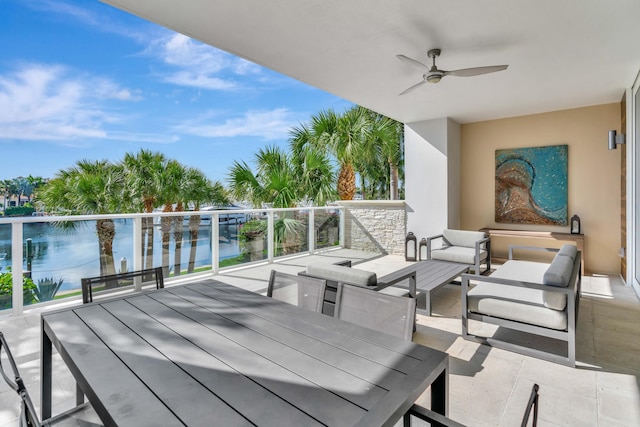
[521,383,539,427]
[81,267,164,304]
[334,283,416,341]
[1,332,41,427]
[267,270,327,312]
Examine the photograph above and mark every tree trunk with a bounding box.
[187,215,201,273]
[389,162,399,200]
[96,219,117,287]
[337,163,356,200]
[173,202,185,276]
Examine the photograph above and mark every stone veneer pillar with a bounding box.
[335,200,407,255]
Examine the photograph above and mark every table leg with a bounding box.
[425,291,432,317]
[431,365,448,416]
[41,319,52,421]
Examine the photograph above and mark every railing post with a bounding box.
[339,207,345,248]
[308,209,315,255]
[212,213,220,274]
[11,222,24,316]
[267,211,274,263]
[133,216,143,291]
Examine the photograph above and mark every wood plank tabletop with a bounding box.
[41,279,448,427]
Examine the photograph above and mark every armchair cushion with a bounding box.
[442,229,487,248]
[431,246,487,265]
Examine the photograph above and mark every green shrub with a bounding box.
[0,270,38,309]
[239,219,267,243]
[35,277,64,302]
[4,206,35,217]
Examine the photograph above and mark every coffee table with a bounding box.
[379,260,470,316]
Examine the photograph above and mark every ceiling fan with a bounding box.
[397,48,508,96]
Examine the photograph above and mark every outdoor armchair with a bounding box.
[81,267,164,304]
[267,270,327,312]
[0,331,101,426]
[427,229,491,275]
[334,283,416,341]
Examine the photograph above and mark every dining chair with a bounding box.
[267,270,327,312]
[334,283,416,341]
[0,332,102,426]
[403,383,540,426]
[81,266,164,304]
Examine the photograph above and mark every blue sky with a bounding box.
[0,0,352,183]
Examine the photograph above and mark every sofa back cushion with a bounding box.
[486,260,568,311]
[306,264,377,287]
[543,253,574,288]
[556,244,578,261]
[442,229,486,248]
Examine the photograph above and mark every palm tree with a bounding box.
[181,169,228,273]
[291,107,369,200]
[122,150,167,271]
[38,160,124,278]
[362,109,403,200]
[228,145,300,209]
[227,146,308,256]
[158,160,185,277]
[289,126,337,206]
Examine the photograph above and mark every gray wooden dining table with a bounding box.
[41,279,449,426]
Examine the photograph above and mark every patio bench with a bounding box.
[462,244,582,367]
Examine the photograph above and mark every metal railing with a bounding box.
[0,206,344,316]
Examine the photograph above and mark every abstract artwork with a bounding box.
[495,145,568,225]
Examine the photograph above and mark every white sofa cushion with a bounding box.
[469,259,567,315]
[442,229,486,248]
[306,264,377,287]
[431,246,487,265]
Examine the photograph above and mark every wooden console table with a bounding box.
[480,228,585,275]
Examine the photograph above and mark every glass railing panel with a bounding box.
[274,210,309,258]
[0,223,12,311]
[227,215,267,266]
[314,208,341,249]
[148,213,214,277]
[20,219,133,305]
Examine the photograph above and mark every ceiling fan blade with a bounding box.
[396,54,429,72]
[446,65,508,77]
[399,79,427,96]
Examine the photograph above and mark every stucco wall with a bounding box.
[337,201,407,255]
[460,103,622,274]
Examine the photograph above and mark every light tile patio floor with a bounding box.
[1,249,639,426]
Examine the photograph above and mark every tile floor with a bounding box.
[0,250,639,426]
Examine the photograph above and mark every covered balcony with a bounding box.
[2,1,640,426]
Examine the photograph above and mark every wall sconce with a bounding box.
[405,232,417,262]
[419,238,428,261]
[608,130,625,150]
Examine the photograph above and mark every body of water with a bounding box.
[0,220,242,292]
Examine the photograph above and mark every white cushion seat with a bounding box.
[431,246,488,265]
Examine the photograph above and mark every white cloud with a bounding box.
[149,34,260,91]
[0,64,169,143]
[174,108,302,140]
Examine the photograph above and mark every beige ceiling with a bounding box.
[101,0,640,124]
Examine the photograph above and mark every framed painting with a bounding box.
[495,145,568,225]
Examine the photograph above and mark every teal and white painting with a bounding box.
[495,145,568,225]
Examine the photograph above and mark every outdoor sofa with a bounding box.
[462,244,582,367]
